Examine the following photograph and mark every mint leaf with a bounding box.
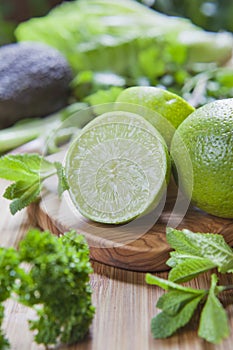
[168,256,216,283]
[9,181,41,215]
[156,290,205,316]
[146,274,206,338]
[0,154,68,214]
[198,274,229,344]
[166,228,233,281]
[4,181,36,200]
[6,154,55,174]
[151,294,203,339]
[146,273,205,294]
[0,155,37,182]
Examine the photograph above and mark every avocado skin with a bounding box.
[0,42,73,128]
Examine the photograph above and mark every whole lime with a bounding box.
[116,86,195,145]
[171,98,233,218]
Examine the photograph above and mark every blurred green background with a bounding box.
[1,0,233,46]
[140,0,233,32]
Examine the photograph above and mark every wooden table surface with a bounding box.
[1,179,233,350]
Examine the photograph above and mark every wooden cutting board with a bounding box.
[28,176,233,272]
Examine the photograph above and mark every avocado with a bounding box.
[0,42,73,128]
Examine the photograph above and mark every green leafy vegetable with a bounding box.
[0,229,95,347]
[0,154,68,214]
[146,273,230,344]
[15,0,233,106]
[166,227,233,282]
[16,0,232,72]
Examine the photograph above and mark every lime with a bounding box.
[171,98,233,218]
[116,86,195,145]
[66,111,170,224]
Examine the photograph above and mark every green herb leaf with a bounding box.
[7,154,55,175]
[9,181,41,215]
[198,274,229,344]
[156,290,204,316]
[146,273,206,338]
[0,228,95,348]
[0,155,38,182]
[17,229,95,346]
[0,247,21,349]
[166,228,233,282]
[168,256,216,283]
[0,154,68,214]
[146,273,205,294]
[0,247,20,302]
[151,294,203,339]
[0,304,9,350]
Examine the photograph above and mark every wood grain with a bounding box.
[27,177,233,272]
[1,180,233,350]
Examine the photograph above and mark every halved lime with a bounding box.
[65,111,170,224]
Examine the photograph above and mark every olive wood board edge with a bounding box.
[27,180,233,272]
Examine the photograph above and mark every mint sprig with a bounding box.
[146,274,206,338]
[147,228,233,344]
[0,154,69,214]
[166,228,233,283]
[146,273,229,344]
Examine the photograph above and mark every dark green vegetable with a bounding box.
[0,229,95,347]
[0,42,72,128]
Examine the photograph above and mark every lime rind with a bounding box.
[116,86,195,145]
[171,98,233,218]
[66,111,170,224]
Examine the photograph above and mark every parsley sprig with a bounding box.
[0,229,95,348]
[0,154,69,214]
[147,228,233,344]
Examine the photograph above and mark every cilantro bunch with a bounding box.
[0,229,95,348]
[147,228,233,344]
